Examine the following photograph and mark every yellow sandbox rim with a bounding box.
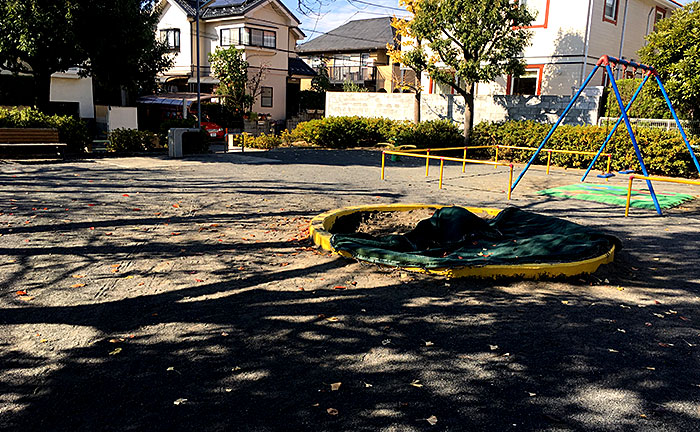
[309,203,615,279]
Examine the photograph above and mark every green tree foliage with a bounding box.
[0,0,82,109]
[310,64,331,92]
[639,1,700,120]
[342,81,369,92]
[209,46,253,113]
[74,0,172,105]
[0,0,171,109]
[603,79,671,119]
[400,0,534,142]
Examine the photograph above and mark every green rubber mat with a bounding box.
[539,183,695,209]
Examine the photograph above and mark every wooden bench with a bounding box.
[0,128,68,158]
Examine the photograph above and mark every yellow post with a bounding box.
[625,176,634,217]
[462,147,467,173]
[546,150,552,175]
[508,164,513,200]
[439,158,444,189]
[606,154,612,175]
[425,150,430,177]
[381,152,386,180]
[494,145,499,169]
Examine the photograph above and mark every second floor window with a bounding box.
[160,29,180,52]
[221,27,276,49]
[604,0,618,23]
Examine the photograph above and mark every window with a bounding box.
[227,28,275,48]
[603,0,618,24]
[261,87,273,107]
[160,29,180,52]
[508,67,542,95]
[220,28,240,46]
[654,7,666,29]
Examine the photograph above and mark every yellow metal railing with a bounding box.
[395,145,613,176]
[381,150,514,200]
[625,175,700,217]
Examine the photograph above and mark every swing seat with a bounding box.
[597,173,615,178]
[618,169,635,174]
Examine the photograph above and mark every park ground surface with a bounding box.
[1,148,699,431]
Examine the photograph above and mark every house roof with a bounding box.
[288,57,316,76]
[171,0,300,24]
[297,17,396,54]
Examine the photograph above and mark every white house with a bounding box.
[421,0,683,97]
[155,0,314,120]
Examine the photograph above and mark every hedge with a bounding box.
[107,128,160,153]
[0,106,89,152]
[289,116,461,149]
[471,121,700,178]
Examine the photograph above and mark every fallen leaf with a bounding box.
[646,367,656,370]
[225,388,232,392]
[71,283,85,288]
[326,316,339,322]
[72,274,85,279]
[40,339,48,343]
[424,341,434,347]
[173,203,180,208]
[410,380,423,388]
[330,382,341,391]
[608,348,619,353]
[195,279,204,283]
[658,342,673,347]
[489,344,499,351]
[326,408,338,416]
[561,300,569,305]
[364,382,373,388]
[617,328,626,333]
[18,295,35,301]
[166,366,175,371]
[333,285,347,290]
[528,392,536,397]
[426,415,438,425]
[109,347,122,355]
[16,290,27,295]
[122,194,129,197]
[173,398,187,405]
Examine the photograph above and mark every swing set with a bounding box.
[510,54,700,215]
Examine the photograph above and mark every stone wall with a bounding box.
[325,91,603,126]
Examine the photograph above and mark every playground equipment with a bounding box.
[309,204,618,279]
[625,175,700,217]
[510,55,700,215]
[380,149,515,199]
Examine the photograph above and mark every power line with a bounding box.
[346,0,407,12]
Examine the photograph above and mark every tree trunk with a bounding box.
[462,83,475,145]
[33,70,53,112]
[414,91,421,124]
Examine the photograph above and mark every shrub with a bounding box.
[0,106,89,152]
[229,132,281,149]
[472,120,700,178]
[392,119,463,149]
[157,117,197,147]
[289,116,411,148]
[107,128,159,153]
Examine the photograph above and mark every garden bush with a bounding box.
[0,106,89,152]
[107,128,159,153]
[229,132,281,149]
[472,121,700,178]
[289,116,452,149]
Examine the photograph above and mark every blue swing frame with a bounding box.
[509,55,700,215]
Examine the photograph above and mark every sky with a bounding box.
[282,0,694,43]
[280,0,407,42]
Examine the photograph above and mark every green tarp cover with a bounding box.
[330,207,619,269]
[539,183,694,210]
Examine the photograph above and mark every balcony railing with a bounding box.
[328,66,376,83]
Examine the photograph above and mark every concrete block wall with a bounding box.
[326,92,602,126]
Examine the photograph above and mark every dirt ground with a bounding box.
[1,148,699,431]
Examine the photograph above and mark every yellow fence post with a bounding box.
[546,150,552,175]
[508,164,513,200]
[425,149,430,177]
[381,151,386,180]
[625,175,634,217]
[494,145,499,169]
[606,154,612,175]
[439,158,444,189]
[462,147,467,173]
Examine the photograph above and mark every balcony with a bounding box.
[328,66,376,83]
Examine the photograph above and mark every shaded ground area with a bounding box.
[1,148,699,431]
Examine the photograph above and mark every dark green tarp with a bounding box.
[330,207,619,269]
